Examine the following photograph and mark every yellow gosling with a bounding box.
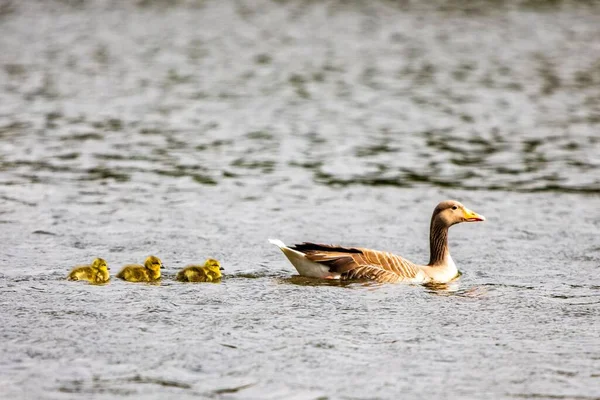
[116,255,163,282]
[93,260,111,284]
[67,258,110,284]
[176,259,223,283]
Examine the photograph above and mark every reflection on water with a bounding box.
[0,1,599,194]
[1,110,598,193]
[277,275,372,288]
[424,281,489,298]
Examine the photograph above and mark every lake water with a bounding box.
[0,1,599,399]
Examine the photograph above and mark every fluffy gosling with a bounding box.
[67,258,110,284]
[176,259,223,282]
[116,255,163,282]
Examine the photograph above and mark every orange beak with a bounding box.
[463,207,486,222]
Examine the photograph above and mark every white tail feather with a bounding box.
[268,238,340,279]
[268,238,286,248]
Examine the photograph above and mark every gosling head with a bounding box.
[144,256,163,272]
[432,200,485,228]
[204,258,223,276]
[92,258,110,271]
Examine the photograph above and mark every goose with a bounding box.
[176,259,223,282]
[269,200,485,284]
[67,258,110,284]
[116,255,163,282]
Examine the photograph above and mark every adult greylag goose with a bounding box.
[269,200,485,284]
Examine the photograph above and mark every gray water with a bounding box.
[1,1,599,399]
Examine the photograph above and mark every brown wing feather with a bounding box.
[291,242,421,281]
[353,249,421,279]
[342,264,403,283]
[290,242,362,254]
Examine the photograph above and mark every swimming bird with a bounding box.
[116,255,163,282]
[269,200,485,284]
[67,258,110,284]
[176,259,223,282]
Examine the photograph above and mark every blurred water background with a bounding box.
[0,1,599,399]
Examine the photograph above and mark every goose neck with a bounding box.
[428,218,450,266]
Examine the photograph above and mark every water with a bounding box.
[0,1,599,399]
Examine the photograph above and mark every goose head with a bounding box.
[432,200,485,228]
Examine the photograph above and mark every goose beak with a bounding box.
[463,208,485,222]
[219,267,224,271]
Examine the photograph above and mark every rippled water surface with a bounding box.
[1,1,599,399]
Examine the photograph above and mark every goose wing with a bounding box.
[290,243,422,283]
[342,264,406,283]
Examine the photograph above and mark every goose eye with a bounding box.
[451,206,457,210]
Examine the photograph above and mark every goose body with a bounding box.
[270,200,485,284]
[116,256,163,282]
[176,259,223,282]
[67,258,110,284]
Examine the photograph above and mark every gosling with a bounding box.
[67,258,110,284]
[116,255,163,282]
[176,259,223,282]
